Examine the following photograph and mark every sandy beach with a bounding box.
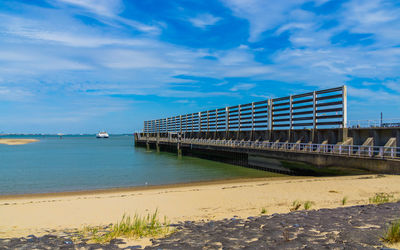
[1,174,400,240]
[0,139,39,145]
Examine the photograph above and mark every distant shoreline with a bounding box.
[0,139,39,145]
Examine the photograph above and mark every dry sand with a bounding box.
[0,139,39,145]
[0,174,399,240]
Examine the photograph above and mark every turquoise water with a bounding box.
[0,135,279,195]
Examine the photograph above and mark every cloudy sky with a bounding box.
[0,0,399,133]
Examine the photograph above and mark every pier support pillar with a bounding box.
[177,143,182,157]
[311,129,316,143]
[146,142,150,151]
[338,128,349,143]
[156,143,160,153]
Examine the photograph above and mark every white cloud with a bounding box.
[0,86,33,101]
[10,29,154,48]
[275,22,312,35]
[52,0,160,34]
[218,49,253,65]
[343,0,398,26]
[99,49,188,69]
[55,0,124,17]
[0,49,93,71]
[158,90,236,98]
[1,0,400,132]
[174,99,192,104]
[230,83,256,91]
[384,81,400,93]
[0,13,159,48]
[251,93,270,99]
[1,0,400,106]
[348,86,400,102]
[220,0,309,41]
[223,66,271,77]
[189,13,221,28]
[340,0,400,46]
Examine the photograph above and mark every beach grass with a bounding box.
[382,220,400,244]
[261,207,267,214]
[369,193,394,204]
[341,196,348,205]
[77,209,173,243]
[290,200,302,211]
[304,201,314,210]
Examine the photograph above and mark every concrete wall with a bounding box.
[348,128,399,147]
[253,149,400,174]
[136,140,400,174]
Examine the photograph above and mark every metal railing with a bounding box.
[138,136,400,160]
[348,118,400,128]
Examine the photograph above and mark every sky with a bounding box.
[0,0,400,134]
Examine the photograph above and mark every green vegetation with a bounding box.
[76,210,172,243]
[369,193,394,204]
[382,220,400,244]
[281,161,370,176]
[290,200,302,211]
[289,200,315,211]
[341,196,348,205]
[261,207,267,214]
[304,201,314,210]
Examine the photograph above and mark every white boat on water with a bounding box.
[96,131,109,138]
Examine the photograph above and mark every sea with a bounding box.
[0,135,281,195]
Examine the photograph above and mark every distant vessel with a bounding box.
[96,132,109,138]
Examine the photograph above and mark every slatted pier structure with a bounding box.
[135,86,400,174]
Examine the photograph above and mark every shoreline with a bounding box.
[0,176,297,200]
[1,174,400,240]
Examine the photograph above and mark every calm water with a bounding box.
[0,135,280,195]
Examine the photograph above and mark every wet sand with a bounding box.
[1,174,399,240]
[0,139,39,145]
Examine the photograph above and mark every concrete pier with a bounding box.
[135,128,400,174]
[136,86,400,174]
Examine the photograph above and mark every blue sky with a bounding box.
[0,0,400,134]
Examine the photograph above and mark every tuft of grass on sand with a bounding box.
[369,193,394,204]
[382,220,400,244]
[76,209,173,243]
[290,200,302,212]
[261,208,267,214]
[341,196,348,205]
[303,201,314,210]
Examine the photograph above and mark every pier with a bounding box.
[135,86,400,174]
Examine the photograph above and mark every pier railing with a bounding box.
[138,136,400,160]
[348,118,400,128]
[144,86,347,133]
